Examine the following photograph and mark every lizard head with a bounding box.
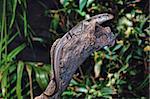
[85,13,116,49]
[86,13,114,24]
[94,13,114,24]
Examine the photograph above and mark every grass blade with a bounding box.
[16,61,24,99]
[9,0,17,29]
[26,64,33,99]
[7,43,25,61]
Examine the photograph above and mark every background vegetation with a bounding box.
[0,0,149,99]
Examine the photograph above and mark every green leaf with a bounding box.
[136,75,149,90]
[7,43,25,61]
[23,10,27,37]
[50,14,60,30]
[26,64,33,99]
[75,9,86,16]
[129,70,136,76]
[62,90,75,96]
[0,32,18,53]
[70,79,79,85]
[0,63,11,81]
[120,44,130,56]
[79,0,87,11]
[86,0,94,7]
[33,67,49,90]
[76,87,88,93]
[18,0,21,4]
[101,87,113,95]
[125,54,132,63]
[112,44,122,52]
[116,79,126,85]
[104,46,111,54]
[16,61,24,99]
[0,0,3,30]
[1,69,8,97]
[60,0,69,6]
[94,60,102,78]
[119,65,128,73]
[5,68,17,98]
[9,0,17,29]
[8,64,16,74]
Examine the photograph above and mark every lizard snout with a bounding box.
[96,13,114,24]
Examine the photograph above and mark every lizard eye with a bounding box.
[86,18,92,22]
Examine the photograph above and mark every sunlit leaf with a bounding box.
[50,14,60,30]
[76,87,88,93]
[126,13,133,19]
[62,90,76,96]
[112,44,122,52]
[125,27,133,37]
[70,79,79,85]
[116,40,124,45]
[119,17,133,27]
[26,64,33,99]
[75,9,86,16]
[9,0,17,29]
[94,60,102,78]
[116,79,126,85]
[23,10,27,37]
[1,69,8,97]
[33,67,49,90]
[101,87,113,95]
[0,0,3,30]
[144,45,150,52]
[79,0,87,11]
[18,0,21,4]
[60,0,69,6]
[8,64,16,74]
[104,46,111,54]
[16,61,24,99]
[86,0,94,7]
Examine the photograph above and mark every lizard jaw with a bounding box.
[95,13,114,24]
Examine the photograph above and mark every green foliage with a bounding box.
[32,64,50,90]
[0,0,51,98]
[57,0,149,98]
[0,0,149,98]
[79,0,87,11]
[16,61,24,99]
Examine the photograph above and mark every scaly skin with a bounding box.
[53,13,114,94]
[35,13,115,99]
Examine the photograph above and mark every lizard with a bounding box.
[53,13,114,94]
[35,13,116,99]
